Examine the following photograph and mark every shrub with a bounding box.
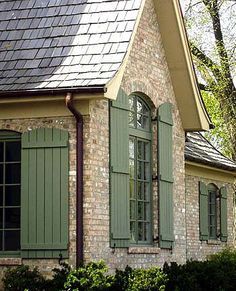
[64,260,114,291]
[163,248,236,291]
[3,265,46,291]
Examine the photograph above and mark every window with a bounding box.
[208,184,218,239]
[199,181,227,242]
[0,131,21,253]
[128,95,152,244]
[110,88,174,248]
[0,128,69,258]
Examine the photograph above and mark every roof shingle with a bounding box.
[185,132,236,172]
[0,0,142,92]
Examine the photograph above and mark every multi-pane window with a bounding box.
[0,132,21,252]
[129,95,152,244]
[208,184,218,239]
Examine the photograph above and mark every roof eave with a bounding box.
[185,155,236,173]
[154,0,211,131]
[0,86,106,98]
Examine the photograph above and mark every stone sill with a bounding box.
[128,246,160,254]
[207,239,222,245]
[0,258,22,266]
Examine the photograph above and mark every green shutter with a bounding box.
[220,186,227,242]
[110,88,130,248]
[21,128,69,258]
[199,181,209,241]
[158,102,174,249]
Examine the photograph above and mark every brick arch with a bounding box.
[123,79,159,108]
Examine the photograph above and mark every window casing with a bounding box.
[0,131,21,254]
[128,95,152,244]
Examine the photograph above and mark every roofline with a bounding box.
[153,0,211,131]
[185,155,236,172]
[0,86,106,98]
[185,161,236,183]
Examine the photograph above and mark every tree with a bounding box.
[181,0,236,160]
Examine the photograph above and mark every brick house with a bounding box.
[0,0,235,278]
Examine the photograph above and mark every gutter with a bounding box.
[65,92,84,267]
[0,86,105,98]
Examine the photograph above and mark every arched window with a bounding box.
[207,183,218,239]
[128,94,152,244]
[0,130,21,252]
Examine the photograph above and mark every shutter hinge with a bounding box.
[152,175,158,181]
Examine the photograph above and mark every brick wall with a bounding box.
[185,174,234,260]
[82,0,186,269]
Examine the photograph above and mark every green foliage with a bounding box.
[201,90,232,157]
[112,265,167,291]
[64,260,114,291]
[3,265,46,291]
[163,248,236,291]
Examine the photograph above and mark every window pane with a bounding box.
[143,103,149,115]
[5,208,20,228]
[0,186,3,206]
[4,230,20,251]
[129,160,134,179]
[0,142,3,162]
[130,221,136,242]
[5,142,21,162]
[144,163,150,180]
[138,222,143,241]
[5,163,21,184]
[144,183,149,201]
[138,141,143,160]
[144,142,149,160]
[138,182,143,200]
[5,186,20,206]
[137,114,142,128]
[143,115,149,130]
[130,200,136,220]
[129,112,135,128]
[137,99,142,113]
[129,138,134,158]
[138,202,144,220]
[129,96,134,111]
[130,180,135,199]
[0,164,3,184]
[0,209,2,229]
[0,230,2,250]
[138,161,142,179]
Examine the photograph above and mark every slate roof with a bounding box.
[185,132,236,172]
[0,0,142,93]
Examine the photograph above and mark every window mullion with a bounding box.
[2,141,5,251]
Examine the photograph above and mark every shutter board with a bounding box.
[220,186,227,242]
[110,88,130,248]
[158,103,174,249]
[21,128,69,258]
[199,181,209,241]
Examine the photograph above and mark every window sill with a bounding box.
[207,239,222,245]
[0,258,22,266]
[128,246,160,254]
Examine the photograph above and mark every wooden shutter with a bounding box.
[158,102,174,249]
[220,186,227,242]
[21,128,69,258]
[110,88,130,248]
[199,181,209,241]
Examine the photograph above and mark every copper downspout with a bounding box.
[65,93,84,267]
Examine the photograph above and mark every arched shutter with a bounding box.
[110,88,130,248]
[220,186,227,242]
[199,181,209,241]
[21,128,69,258]
[158,102,174,249]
